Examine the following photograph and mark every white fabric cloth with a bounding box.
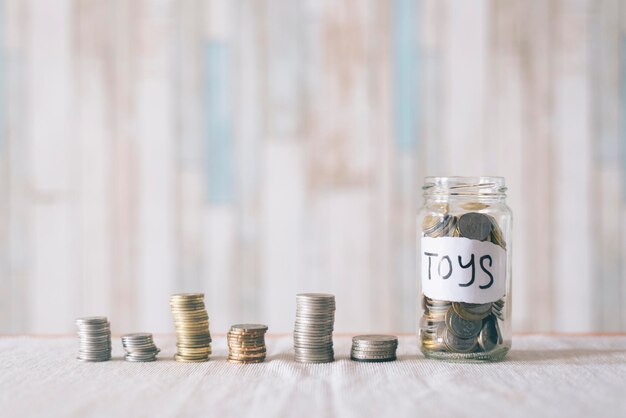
[1,335,625,418]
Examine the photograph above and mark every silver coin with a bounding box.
[478,315,501,351]
[351,352,396,358]
[293,329,334,334]
[77,329,110,336]
[351,357,396,363]
[295,351,335,357]
[351,345,397,353]
[352,342,398,349]
[293,331,334,337]
[295,358,334,364]
[352,335,398,345]
[294,353,334,359]
[122,344,155,349]
[76,316,108,324]
[443,329,477,353]
[296,293,335,300]
[350,353,396,360]
[295,345,334,351]
[352,346,397,353]
[76,356,111,362]
[295,314,335,320]
[445,309,482,339]
[296,319,334,325]
[294,342,334,348]
[458,212,493,241]
[125,357,157,362]
[78,334,110,340]
[122,332,151,339]
[295,353,335,359]
[442,328,477,353]
[294,335,333,342]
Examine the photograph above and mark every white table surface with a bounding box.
[1,334,625,418]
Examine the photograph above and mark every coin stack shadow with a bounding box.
[351,335,398,362]
[293,293,336,363]
[227,324,268,364]
[76,317,112,362]
[169,293,212,362]
[121,333,160,362]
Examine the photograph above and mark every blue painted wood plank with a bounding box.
[204,41,234,204]
[393,0,419,151]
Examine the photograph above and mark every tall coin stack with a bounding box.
[420,209,505,354]
[351,335,398,362]
[121,333,160,362]
[76,317,112,362]
[169,293,212,362]
[293,293,336,363]
[227,324,268,364]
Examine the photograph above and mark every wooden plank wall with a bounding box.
[0,0,624,333]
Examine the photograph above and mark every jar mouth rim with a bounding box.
[423,176,506,196]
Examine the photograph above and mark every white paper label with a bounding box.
[421,237,506,303]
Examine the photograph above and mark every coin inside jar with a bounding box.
[442,328,477,353]
[452,302,493,321]
[458,212,493,241]
[445,309,482,339]
[460,202,489,211]
[478,315,501,351]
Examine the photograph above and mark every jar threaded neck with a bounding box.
[423,176,507,198]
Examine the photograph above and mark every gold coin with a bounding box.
[228,353,266,361]
[229,345,266,351]
[175,356,208,361]
[421,214,442,232]
[461,202,489,211]
[227,358,265,364]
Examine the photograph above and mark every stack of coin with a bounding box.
[121,333,160,362]
[227,324,268,364]
[169,293,212,362]
[420,207,507,354]
[421,295,505,354]
[293,293,336,363]
[76,317,112,362]
[492,298,505,320]
[422,213,459,237]
[422,209,505,249]
[351,335,398,362]
[420,297,451,351]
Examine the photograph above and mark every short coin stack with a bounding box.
[169,293,212,362]
[121,333,160,362]
[227,324,268,364]
[76,317,112,362]
[293,293,336,363]
[351,335,398,362]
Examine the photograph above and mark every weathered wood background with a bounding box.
[0,0,623,333]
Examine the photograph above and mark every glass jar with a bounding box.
[417,176,512,361]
